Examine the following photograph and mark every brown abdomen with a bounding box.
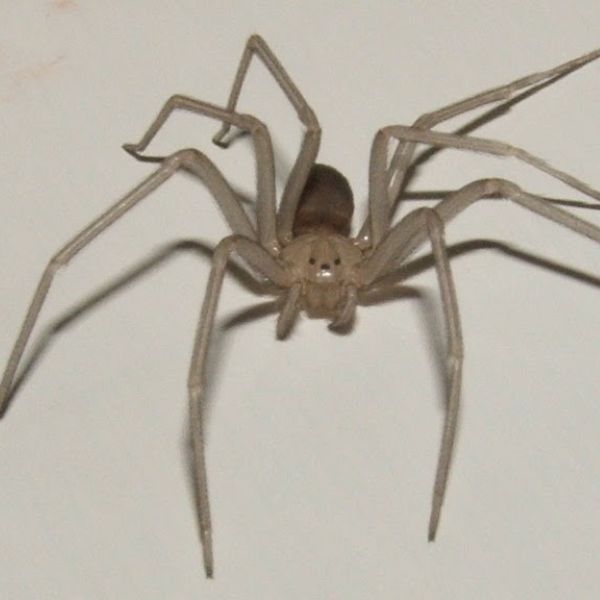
[292,164,354,237]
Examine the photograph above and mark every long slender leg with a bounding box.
[359,208,463,542]
[362,189,599,539]
[367,125,600,247]
[357,47,600,242]
[212,35,321,243]
[186,235,290,577]
[362,178,600,286]
[422,210,463,541]
[386,49,600,207]
[0,149,257,415]
[123,96,279,251]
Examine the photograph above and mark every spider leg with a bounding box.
[360,208,463,541]
[361,179,600,540]
[212,35,321,243]
[367,125,600,247]
[123,96,279,251]
[186,235,290,577]
[422,210,463,542]
[0,149,259,416]
[363,178,600,287]
[358,47,600,242]
[388,49,600,207]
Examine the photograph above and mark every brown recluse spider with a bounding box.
[1,35,599,577]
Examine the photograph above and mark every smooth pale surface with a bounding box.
[1,2,599,599]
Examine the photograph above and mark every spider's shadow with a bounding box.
[381,240,600,412]
[0,239,272,415]
[2,235,599,522]
[4,235,599,423]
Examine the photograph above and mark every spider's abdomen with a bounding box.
[292,164,354,237]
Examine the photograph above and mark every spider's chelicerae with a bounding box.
[2,36,600,577]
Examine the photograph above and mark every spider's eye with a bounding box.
[334,258,341,265]
[309,257,316,265]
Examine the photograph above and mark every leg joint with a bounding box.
[167,148,207,169]
[247,34,264,50]
[49,254,68,271]
[422,207,444,231]
[188,381,203,397]
[479,177,523,197]
[167,93,188,106]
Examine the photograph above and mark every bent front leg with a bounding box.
[213,35,320,147]
[211,35,321,243]
[123,95,279,251]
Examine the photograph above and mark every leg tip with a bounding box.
[428,517,439,542]
[122,144,166,164]
[122,143,139,158]
[203,556,214,579]
[212,129,231,149]
[0,387,10,418]
[202,540,214,579]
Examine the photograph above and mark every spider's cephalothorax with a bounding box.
[281,163,363,318]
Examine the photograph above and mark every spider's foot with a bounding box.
[428,513,440,542]
[213,125,250,149]
[0,384,11,418]
[122,143,143,158]
[122,144,167,164]
[212,125,232,148]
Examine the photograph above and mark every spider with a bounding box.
[1,35,599,578]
